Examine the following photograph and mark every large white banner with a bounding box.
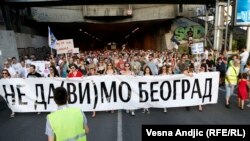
[0,72,219,112]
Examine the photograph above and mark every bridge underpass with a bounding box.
[1,1,238,70]
[0,3,215,66]
[37,19,171,51]
[2,0,239,58]
[0,0,220,53]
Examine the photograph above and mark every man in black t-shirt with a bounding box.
[27,64,42,114]
[27,64,42,78]
[206,54,215,72]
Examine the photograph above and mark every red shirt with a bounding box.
[67,71,83,78]
[116,60,125,71]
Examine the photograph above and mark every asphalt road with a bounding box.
[0,87,250,141]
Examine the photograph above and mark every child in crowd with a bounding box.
[238,73,249,110]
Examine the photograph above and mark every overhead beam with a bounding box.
[4,0,217,7]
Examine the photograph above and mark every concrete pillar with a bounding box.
[0,31,19,68]
[247,27,250,52]
[214,2,226,51]
[228,31,233,51]
[1,5,12,30]
[204,6,208,47]
[224,0,230,51]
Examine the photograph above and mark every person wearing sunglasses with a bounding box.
[159,65,173,113]
[1,69,10,78]
[104,63,116,75]
[3,61,17,78]
[67,64,83,78]
[1,69,15,118]
[48,65,59,77]
[142,66,152,114]
[97,60,106,74]
[122,63,136,116]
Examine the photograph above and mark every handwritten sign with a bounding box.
[55,39,74,54]
[191,42,204,54]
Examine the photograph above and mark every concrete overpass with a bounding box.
[0,0,231,68]
[4,0,217,7]
[1,2,210,47]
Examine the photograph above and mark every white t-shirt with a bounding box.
[11,63,22,72]
[5,66,16,78]
[93,58,98,65]
[240,51,249,65]
[204,50,209,60]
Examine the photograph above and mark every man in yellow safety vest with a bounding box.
[45,87,89,141]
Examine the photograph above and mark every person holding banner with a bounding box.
[159,65,172,113]
[48,66,59,77]
[45,87,89,141]
[1,69,10,79]
[27,65,42,114]
[3,61,17,78]
[87,67,99,117]
[197,65,207,111]
[104,63,117,75]
[122,63,136,116]
[27,65,42,78]
[67,64,83,78]
[182,66,194,111]
[97,60,106,74]
[103,63,117,114]
[142,66,152,114]
[1,69,15,118]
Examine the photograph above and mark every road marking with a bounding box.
[117,110,123,141]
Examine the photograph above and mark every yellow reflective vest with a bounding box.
[48,107,86,141]
[225,66,240,85]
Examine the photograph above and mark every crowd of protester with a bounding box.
[1,46,250,117]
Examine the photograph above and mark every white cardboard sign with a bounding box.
[191,42,204,54]
[56,39,74,54]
